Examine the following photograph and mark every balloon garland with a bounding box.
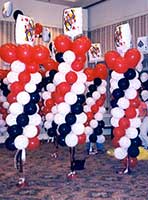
[105,48,142,173]
[0,43,50,185]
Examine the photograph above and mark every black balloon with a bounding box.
[55,52,64,63]
[86,92,92,98]
[89,134,97,143]
[77,94,86,104]
[97,120,105,128]
[5,137,17,151]
[7,124,23,137]
[58,123,71,136]
[131,137,142,147]
[88,84,97,93]
[112,88,124,99]
[94,78,102,86]
[93,127,103,135]
[16,113,29,127]
[30,92,40,103]
[110,99,118,108]
[47,128,56,137]
[24,102,37,115]
[124,68,136,80]
[71,103,83,114]
[118,78,129,90]
[13,10,24,20]
[49,69,58,81]
[57,135,66,147]
[128,146,140,157]
[65,113,76,125]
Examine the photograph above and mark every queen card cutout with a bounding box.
[63,7,83,39]
[114,23,132,56]
[15,14,35,46]
[88,43,103,63]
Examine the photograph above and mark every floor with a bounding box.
[0,137,148,200]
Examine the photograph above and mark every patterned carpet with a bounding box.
[0,137,148,200]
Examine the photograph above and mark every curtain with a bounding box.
[89,14,148,56]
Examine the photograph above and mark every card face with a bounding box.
[137,36,148,54]
[88,43,103,63]
[63,7,83,39]
[114,23,132,55]
[15,14,35,45]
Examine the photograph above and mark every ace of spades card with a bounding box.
[15,14,35,46]
[137,36,148,54]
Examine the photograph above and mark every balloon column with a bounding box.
[105,48,142,173]
[0,42,50,185]
[84,64,107,150]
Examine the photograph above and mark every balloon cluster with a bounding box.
[84,64,108,146]
[0,43,50,152]
[105,48,142,168]
[42,35,92,147]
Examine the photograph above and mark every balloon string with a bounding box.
[69,147,75,172]
[14,150,23,173]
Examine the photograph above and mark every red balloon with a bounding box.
[78,133,86,144]
[10,81,25,94]
[125,106,137,119]
[86,112,93,121]
[16,44,34,64]
[42,106,51,114]
[114,57,129,73]
[54,34,72,52]
[18,70,31,83]
[56,82,71,95]
[0,43,17,63]
[76,54,86,63]
[0,69,10,79]
[27,136,40,151]
[35,23,42,35]
[119,117,130,129]
[104,50,120,70]
[43,58,58,71]
[96,95,106,107]
[94,63,108,79]
[122,156,138,168]
[113,127,125,138]
[33,45,50,64]
[129,96,141,108]
[7,92,17,103]
[54,94,64,104]
[65,71,78,84]
[26,62,40,73]
[72,36,91,55]
[71,60,84,71]
[91,104,99,113]
[112,137,120,148]
[45,98,54,107]
[84,68,94,81]
[124,48,141,68]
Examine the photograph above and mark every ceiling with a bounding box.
[35,0,106,8]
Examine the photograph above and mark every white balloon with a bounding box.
[140,72,148,83]
[71,82,85,95]
[72,123,85,135]
[97,135,105,143]
[14,135,29,150]
[97,86,106,94]
[53,72,65,85]
[45,113,54,121]
[83,105,91,112]
[94,112,103,121]
[44,121,52,129]
[64,92,77,105]
[7,71,19,83]
[90,119,98,128]
[0,95,6,102]
[126,127,138,139]
[92,91,101,100]
[2,102,9,109]
[86,97,95,106]
[76,72,87,83]
[25,82,37,93]
[30,72,42,84]
[129,78,141,90]
[9,102,23,115]
[117,97,130,109]
[110,117,119,127]
[99,106,106,114]
[114,147,127,160]
[51,105,58,114]
[42,91,51,100]
[76,112,87,124]
[6,114,17,126]
[11,60,25,73]
[29,114,41,126]
[125,88,137,100]
[46,83,55,92]
[54,113,65,125]
[141,90,148,101]
[58,62,71,74]
[111,107,125,118]
[3,77,9,85]
[110,78,118,90]
[65,133,78,147]
[85,126,93,135]
[57,102,71,114]
[17,91,30,105]
[63,50,76,64]
[119,136,131,149]
[111,71,124,80]
[130,118,142,128]
[23,125,38,138]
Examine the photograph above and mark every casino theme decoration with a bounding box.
[63,7,83,39]
[105,22,144,173]
[88,43,103,63]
